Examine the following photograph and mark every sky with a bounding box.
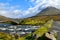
[0,0,60,18]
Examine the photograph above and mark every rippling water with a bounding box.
[0,23,40,35]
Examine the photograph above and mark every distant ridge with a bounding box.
[0,15,10,22]
[0,15,19,24]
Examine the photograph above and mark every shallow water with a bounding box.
[0,24,39,34]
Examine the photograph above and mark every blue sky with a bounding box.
[0,0,33,10]
[0,0,60,18]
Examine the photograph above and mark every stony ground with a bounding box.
[50,21,60,40]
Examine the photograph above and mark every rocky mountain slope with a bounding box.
[36,7,60,16]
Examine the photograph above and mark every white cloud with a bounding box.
[13,10,21,14]
[0,0,60,18]
[48,0,60,9]
[29,0,35,2]
[0,3,9,16]
[0,3,5,6]
[0,10,11,17]
[23,0,60,17]
[29,0,60,9]
[0,11,7,15]
[0,3,22,18]
[22,0,48,17]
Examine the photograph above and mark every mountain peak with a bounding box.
[36,7,60,16]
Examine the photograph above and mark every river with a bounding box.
[0,21,60,40]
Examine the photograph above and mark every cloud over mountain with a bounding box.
[0,0,60,18]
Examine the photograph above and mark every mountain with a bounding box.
[0,15,10,22]
[20,7,60,25]
[0,15,19,24]
[36,7,60,16]
[1,7,59,25]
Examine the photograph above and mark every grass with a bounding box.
[33,19,53,37]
